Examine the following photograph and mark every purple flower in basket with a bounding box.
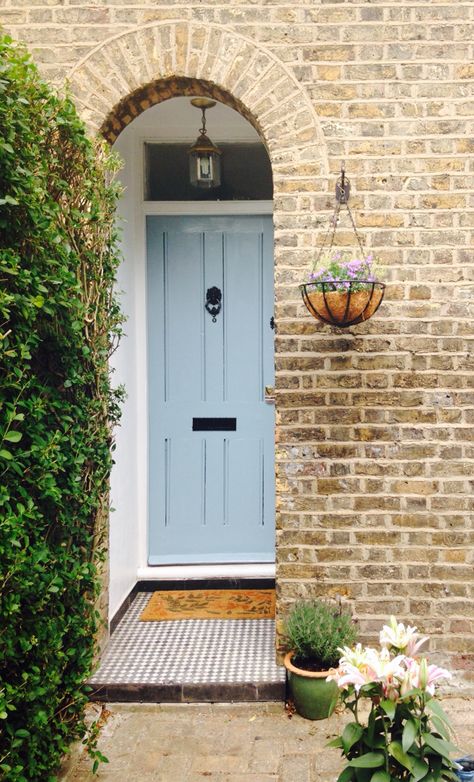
[309,249,382,292]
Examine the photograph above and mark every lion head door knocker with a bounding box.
[205,286,222,323]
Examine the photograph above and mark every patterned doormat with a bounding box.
[140,589,275,621]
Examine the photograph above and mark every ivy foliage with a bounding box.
[0,35,123,781]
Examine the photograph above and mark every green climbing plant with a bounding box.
[0,34,123,781]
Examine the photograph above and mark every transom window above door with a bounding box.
[144,142,273,201]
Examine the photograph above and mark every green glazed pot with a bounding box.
[284,652,339,720]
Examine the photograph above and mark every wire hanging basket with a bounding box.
[301,280,385,327]
[300,166,385,328]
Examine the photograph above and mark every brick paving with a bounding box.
[59,698,474,782]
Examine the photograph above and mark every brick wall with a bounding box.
[2,1,473,686]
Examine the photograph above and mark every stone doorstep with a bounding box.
[88,680,286,704]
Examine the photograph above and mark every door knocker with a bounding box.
[205,286,222,322]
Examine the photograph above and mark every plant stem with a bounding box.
[380,706,390,774]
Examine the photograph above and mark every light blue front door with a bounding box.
[147,215,274,564]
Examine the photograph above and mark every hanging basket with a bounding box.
[300,280,385,328]
[301,165,386,328]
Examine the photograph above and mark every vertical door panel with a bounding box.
[227,438,264,529]
[165,231,203,403]
[203,233,224,403]
[225,232,264,402]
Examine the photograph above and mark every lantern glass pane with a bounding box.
[198,154,212,181]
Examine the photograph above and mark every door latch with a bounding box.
[265,385,275,403]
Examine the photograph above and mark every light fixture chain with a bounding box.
[200,107,207,135]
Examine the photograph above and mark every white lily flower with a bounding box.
[338,643,374,669]
[380,615,427,655]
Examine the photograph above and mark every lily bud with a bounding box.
[419,658,428,690]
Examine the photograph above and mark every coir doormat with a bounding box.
[139,589,275,621]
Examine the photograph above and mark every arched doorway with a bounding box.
[67,24,327,625]
[109,94,275,616]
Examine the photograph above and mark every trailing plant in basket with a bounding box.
[309,250,383,291]
[327,617,458,782]
[0,34,123,780]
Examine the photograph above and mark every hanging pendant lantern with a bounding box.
[189,98,222,189]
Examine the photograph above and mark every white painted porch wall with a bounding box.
[109,129,141,619]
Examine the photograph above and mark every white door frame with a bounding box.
[129,135,274,581]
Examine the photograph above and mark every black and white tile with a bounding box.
[89,593,286,702]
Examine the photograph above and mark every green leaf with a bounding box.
[380,700,396,720]
[348,753,385,769]
[4,430,22,442]
[0,449,13,460]
[411,757,429,781]
[327,737,344,749]
[422,733,459,759]
[402,719,418,753]
[336,768,355,782]
[388,741,413,772]
[430,714,450,740]
[342,722,364,753]
[426,699,451,725]
[370,772,390,782]
[15,729,30,738]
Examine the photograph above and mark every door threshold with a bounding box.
[137,563,276,581]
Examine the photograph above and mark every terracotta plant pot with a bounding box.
[284,652,339,720]
[300,281,385,327]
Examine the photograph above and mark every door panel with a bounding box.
[147,215,274,564]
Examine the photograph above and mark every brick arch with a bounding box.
[100,77,261,146]
[66,20,328,174]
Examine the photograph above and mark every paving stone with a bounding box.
[278,753,311,782]
[248,739,281,773]
[58,698,474,782]
[192,753,249,774]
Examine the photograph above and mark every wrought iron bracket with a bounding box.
[335,162,351,204]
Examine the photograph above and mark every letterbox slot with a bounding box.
[192,417,237,431]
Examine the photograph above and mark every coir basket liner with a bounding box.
[301,281,385,327]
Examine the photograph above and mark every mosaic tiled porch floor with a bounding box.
[89,593,286,703]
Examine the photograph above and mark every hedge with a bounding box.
[0,35,123,781]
